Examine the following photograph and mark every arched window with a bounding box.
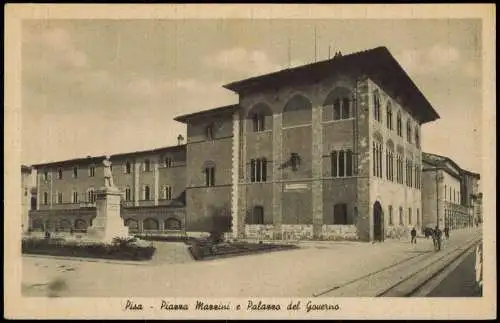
[250,158,267,182]
[125,219,139,231]
[248,103,272,132]
[415,127,420,148]
[203,161,216,187]
[43,192,49,205]
[143,185,151,200]
[407,119,412,143]
[373,90,381,122]
[165,218,182,230]
[282,94,312,127]
[247,206,264,224]
[372,135,383,178]
[143,218,159,230]
[59,219,72,231]
[396,112,402,137]
[161,185,172,200]
[74,219,87,230]
[386,102,393,130]
[399,207,404,225]
[323,88,352,121]
[333,203,349,224]
[386,141,394,181]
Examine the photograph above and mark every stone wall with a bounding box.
[320,225,359,240]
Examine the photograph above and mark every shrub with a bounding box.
[22,236,155,261]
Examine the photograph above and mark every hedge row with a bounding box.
[22,237,156,261]
[188,241,297,260]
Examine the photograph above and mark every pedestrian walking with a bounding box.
[410,227,417,244]
[444,225,450,240]
[433,225,442,251]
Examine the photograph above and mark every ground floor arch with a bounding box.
[373,201,384,242]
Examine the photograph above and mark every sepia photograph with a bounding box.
[5,4,496,320]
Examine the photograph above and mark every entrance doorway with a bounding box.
[373,201,384,242]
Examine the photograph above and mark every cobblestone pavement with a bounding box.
[22,227,481,297]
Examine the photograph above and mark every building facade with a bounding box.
[421,152,481,230]
[28,144,187,234]
[26,46,452,242]
[175,47,439,241]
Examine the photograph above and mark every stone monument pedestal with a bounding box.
[87,186,129,243]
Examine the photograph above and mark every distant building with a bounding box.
[21,165,35,233]
[29,144,186,233]
[421,152,481,230]
[26,46,443,242]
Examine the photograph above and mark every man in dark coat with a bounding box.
[410,227,417,244]
[433,226,442,251]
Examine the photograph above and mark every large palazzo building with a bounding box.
[26,46,447,242]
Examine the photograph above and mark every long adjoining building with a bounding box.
[23,46,481,242]
[421,152,481,230]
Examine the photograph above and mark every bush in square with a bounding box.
[22,236,156,261]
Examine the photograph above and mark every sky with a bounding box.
[21,18,483,173]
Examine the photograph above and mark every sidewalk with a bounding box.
[22,227,481,297]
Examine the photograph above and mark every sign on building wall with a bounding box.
[284,183,310,191]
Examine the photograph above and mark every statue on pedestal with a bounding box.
[103,155,115,188]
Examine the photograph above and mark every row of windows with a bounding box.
[374,141,422,189]
[444,185,461,203]
[43,158,177,180]
[373,91,420,148]
[246,203,353,225]
[42,185,173,205]
[387,206,421,226]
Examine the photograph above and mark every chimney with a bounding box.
[177,134,185,146]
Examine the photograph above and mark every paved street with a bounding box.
[428,248,482,297]
[22,228,481,298]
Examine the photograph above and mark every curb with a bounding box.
[23,254,154,266]
[378,235,482,297]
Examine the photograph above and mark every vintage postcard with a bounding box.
[4,4,496,320]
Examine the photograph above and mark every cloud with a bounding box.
[203,47,282,77]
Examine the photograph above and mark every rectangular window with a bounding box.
[333,203,348,224]
[125,188,131,201]
[408,208,412,225]
[73,167,78,178]
[346,150,353,176]
[388,206,393,225]
[166,186,172,200]
[338,151,345,177]
[372,146,376,176]
[43,192,48,205]
[124,162,131,174]
[250,160,256,183]
[331,151,338,177]
[57,192,63,204]
[89,166,95,177]
[399,208,404,225]
[43,171,48,181]
[57,168,63,179]
[144,159,151,172]
[143,185,150,200]
[262,159,267,182]
[256,159,261,182]
[72,191,78,204]
[417,209,420,226]
[88,189,95,203]
[205,167,215,187]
